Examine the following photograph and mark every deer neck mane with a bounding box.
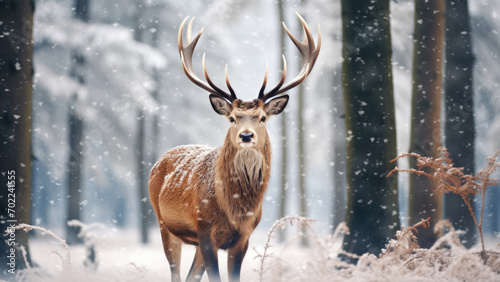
[215,134,271,225]
[234,148,264,187]
[217,137,271,191]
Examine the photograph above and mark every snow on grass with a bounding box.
[14,220,500,282]
[16,221,325,281]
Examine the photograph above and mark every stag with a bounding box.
[149,13,320,282]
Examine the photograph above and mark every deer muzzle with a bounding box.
[238,131,256,148]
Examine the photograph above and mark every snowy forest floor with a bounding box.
[14,219,500,282]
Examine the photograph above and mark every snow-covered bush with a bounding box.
[388,147,500,261]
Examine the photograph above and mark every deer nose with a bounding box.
[240,132,254,142]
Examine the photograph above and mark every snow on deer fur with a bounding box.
[148,13,321,282]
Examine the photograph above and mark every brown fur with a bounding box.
[215,135,271,231]
[149,99,276,282]
[165,14,319,281]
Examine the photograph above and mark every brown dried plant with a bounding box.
[253,216,316,282]
[387,147,500,262]
[431,219,466,251]
[381,217,430,260]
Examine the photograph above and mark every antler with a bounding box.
[178,17,237,102]
[258,12,321,102]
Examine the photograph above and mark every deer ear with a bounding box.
[265,95,289,116]
[209,94,232,116]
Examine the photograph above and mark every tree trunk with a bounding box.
[297,5,308,247]
[66,98,84,245]
[148,9,162,233]
[277,0,289,243]
[487,185,500,234]
[66,0,89,245]
[444,0,476,248]
[340,0,399,258]
[332,82,346,231]
[0,0,35,275]
[408,0,445,248]
[136,108,149,244]
[297,76,307,247]
[134,0,150,244]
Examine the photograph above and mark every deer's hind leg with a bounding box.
[160,223,182,282]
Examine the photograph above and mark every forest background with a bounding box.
[1,0,499,280]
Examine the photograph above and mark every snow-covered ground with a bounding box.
[20,0,500,281]
[15,220,500,282]
[18,221,324,281]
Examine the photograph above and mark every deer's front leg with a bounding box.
[186,247,205,282]
[227,238,249,282]
[199,231,220,282]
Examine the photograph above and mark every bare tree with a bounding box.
[340,0,399,257]
[296,4,309,247]
[408,0,445,248]
[444,0,476,248]
[0,0,35,275]
[133,0,150,244]
[277,0,289,243]
[66,0,89,245]
[332,82,346,231]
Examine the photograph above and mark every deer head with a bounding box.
[178,12,321,151]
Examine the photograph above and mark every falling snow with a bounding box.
[18,0,500,281]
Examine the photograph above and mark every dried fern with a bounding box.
[388,147,500,262]
[381,217,430,260]
[431,219,466,251]
[12,223,73,278]
[253,216,315,281]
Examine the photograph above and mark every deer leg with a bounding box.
[160,223,182,282]
[227,238,249,282]
[198,232,220,282]
[186,246,205,282]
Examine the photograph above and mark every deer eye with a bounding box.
[260,116,267,122]
[229,116,235,123]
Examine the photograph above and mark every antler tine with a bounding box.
[258,63,269,100]
[178,17,236,102]
[202,53,234,101]
[258,57,288,100]
[225,65,237,100]
[186,17,194,44]
[260,12,321,102]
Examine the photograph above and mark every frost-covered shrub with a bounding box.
[388,147,500,261]
[256,217,500,281]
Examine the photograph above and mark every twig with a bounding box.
[253,216,315,281]
[19,245,31,270]
[12,223,72,275]
[388,147,500,264]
